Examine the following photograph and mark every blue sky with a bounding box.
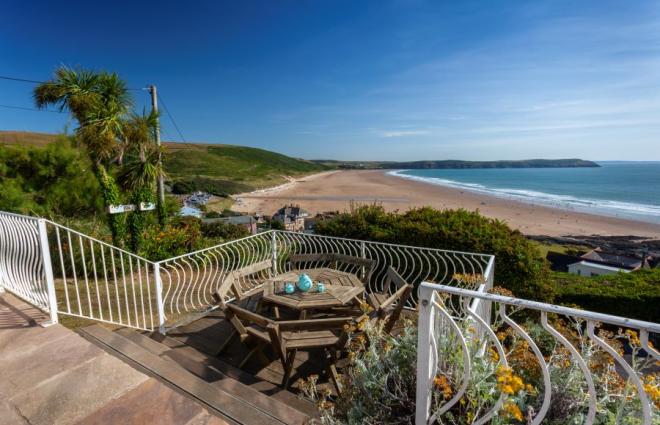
[1,0,659,161]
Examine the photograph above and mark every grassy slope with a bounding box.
[0,130,327,192]
[163,142,326,189]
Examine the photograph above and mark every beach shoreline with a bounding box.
[233,170,660,238]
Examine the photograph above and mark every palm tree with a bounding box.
[118,111,165,251]
[34,66,131,246]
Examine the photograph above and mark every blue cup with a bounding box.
[284,282,295,294]
[316,282,325,293]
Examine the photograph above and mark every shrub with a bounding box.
[139,218,203,261]
[170,177,251,196]
[300,318,418,424]
[314,205,552,301]
[201,220,250,240]
[0,137,103,216]
[551,269,660,323]
[302,313,659,424]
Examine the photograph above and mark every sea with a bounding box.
[389,162,660,225]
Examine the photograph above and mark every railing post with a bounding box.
[360,240,366,280]
[37,219,58,326]
[271,231,278,275]
[415,283,434,424]
[153,262,166,334]
[483,257,495,326]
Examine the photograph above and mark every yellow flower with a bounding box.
[433,375,453,400]
[643,374,660,408]
[501,401,523,421]
[625,329,641,346]
[496,366,525,394]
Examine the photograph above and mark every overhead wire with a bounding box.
[2,74,188,142]
[0,104,64,113]
[157,93,187,143]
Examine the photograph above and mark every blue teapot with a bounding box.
[297,273,313,292]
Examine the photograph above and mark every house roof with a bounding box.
[569,260,631,273]
[273,206,309,222]
[580,250,641,270]
[203,215,256,225]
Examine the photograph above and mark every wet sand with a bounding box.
[232,170,660,238]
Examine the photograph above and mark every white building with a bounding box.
[567,260,632,277]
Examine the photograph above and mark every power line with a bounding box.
[0,75,45,84]
[0,104,64,113]
[157,93,187,143]
[0,74,141,90]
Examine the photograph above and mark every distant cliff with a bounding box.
[380,159,600,169]
[313,158,600,169]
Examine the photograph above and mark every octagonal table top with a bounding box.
[262,268,364,310]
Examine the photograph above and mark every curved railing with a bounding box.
[415,282,660,425]
[154,230,495,329]
[0,212,51,311]
[155,232,274,327]
[0,211,495,333]
[274,231,494,307]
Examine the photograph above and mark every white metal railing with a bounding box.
[156,231,274,328]
[0,212,58,323]
[154,230,495,329]
[0,210,497,332]
[45,221,160,331]
[415,282,660,425]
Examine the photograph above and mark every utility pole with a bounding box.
[148,85,165,205]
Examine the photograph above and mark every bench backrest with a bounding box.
[288,253,375,283]
[213,259,272,306]
[368,267,413,333]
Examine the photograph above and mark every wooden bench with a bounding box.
[366,267,413,333]
[223,303,357,393]
[212,259,272,309]
[287,253,375,286]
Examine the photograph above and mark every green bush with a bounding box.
[314,205,552,301]
[201,220,250,240]
[552,269,660,322]
[139,218,204,261]
[170,177,251,196]
[0,137,103,217]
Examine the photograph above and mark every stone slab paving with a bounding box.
[0,293,228,425]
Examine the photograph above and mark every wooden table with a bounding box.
[262,268,364,315]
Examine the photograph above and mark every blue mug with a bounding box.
[284,282,295,294]
[316,282,325,293]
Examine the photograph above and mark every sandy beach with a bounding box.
[233,170,660,238]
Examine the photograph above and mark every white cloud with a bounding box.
[380,130,430,137]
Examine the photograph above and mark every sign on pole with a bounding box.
[139,202,156,211]
[108,204,136,214]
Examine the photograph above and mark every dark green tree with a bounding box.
[34,66,130,246]
[117,111,163,251]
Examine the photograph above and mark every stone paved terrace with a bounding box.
[0,293,228,425]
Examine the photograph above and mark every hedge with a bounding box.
[552,269,660,323]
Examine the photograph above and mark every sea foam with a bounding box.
[387,170,660,224]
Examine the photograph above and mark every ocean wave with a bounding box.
[387,170,660,223]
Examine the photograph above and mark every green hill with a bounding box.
[0,131,327,195]
[163,142,326,193]
[313,158,599,169]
